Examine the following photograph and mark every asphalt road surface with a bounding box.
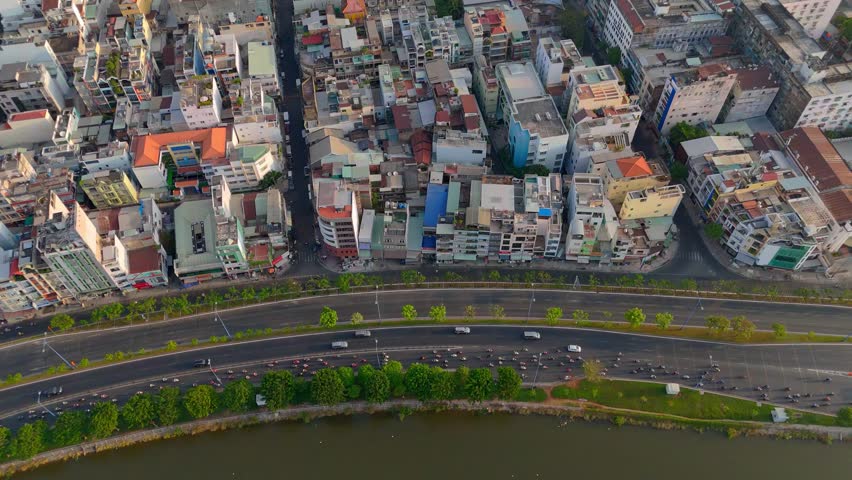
[2,325,850,430]
[1,289,850,381]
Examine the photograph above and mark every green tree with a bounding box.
[679,279,698,291]
[362,368,390,403]
[495,367,522,400]
[464,305,476,319]
[101,303,124,321]
[704,223,724,240]
[222,379,254,412]
[383,360,405,396]
[434,0,463,19]
[465,368,494,402]
[319,306,338,328]
[162,294,192,316]
[669,122,708,147]
[401,304,417,321]
[487,270,501,282]
[607,46,622,65]
[771,323,787,338]
[50,313,75,332]
[258,170,283,189]
[183,385,217,419]
[165,340,178,351]
[0,426,9,457]
[88,401,119,439]
[731,316,755,340]
[336,366,356,388]
[490,304,505,320]
[350,312,364,325]
[121,393,155,430]
[260,371,295,409]
[335,274,352,293]
[311,368,346,405]
[401,270,426,286]
[670,162,689,183]
[156,387,182,426]
[624,307,646,328]
[655,312,674,330]
[240,287,256,302]
[430,367,455,401]
[11,421,46,459]
[572,309,590,323]
[559,9,586,50]
[51,410,87,446]
[453,366,470,398]
[404,363,434,401]
[705,315,731,334]
[583,359,603,383]
[838,407,852,427]
[429,304,447,323]
[545,307,563,326]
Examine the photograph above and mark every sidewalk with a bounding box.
[315,237,682,276]
[681,196,851,287]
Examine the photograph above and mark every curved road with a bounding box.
[2,325,850,429]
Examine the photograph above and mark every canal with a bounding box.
[18,414,852,479]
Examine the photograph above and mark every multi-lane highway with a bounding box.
[2,325,850,430]
[1,289,850,382]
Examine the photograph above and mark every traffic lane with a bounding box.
[1,326,850,422]
[2,289,850,379]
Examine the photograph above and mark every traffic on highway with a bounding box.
[4,325,850,430]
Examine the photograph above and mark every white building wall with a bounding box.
[781,0,842,40]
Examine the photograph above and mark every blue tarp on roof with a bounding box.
[539,208,552,217]
[422,235,437,249]
[424,183,449,228]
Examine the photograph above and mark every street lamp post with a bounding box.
[375,286,382,322]
[42,333,75,370]
[374,338,380,368]
[36,391,56,417]
[532,352,542,387]
[527,283,535,321]
[679,298,704,330]
[214,302,232,338]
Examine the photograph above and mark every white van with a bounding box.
[454,326,471,335]
[567,345,582,353]
[354,330,371,338]
[523,331,541,340]
[331,341,349,349]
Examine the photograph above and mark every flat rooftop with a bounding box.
[514,98,567,139]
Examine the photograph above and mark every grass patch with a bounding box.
[514,388,547,402]
[786,410,841,427]
[552,379,774,422]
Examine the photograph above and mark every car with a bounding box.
[354,330,371,338]
[43,386,63,397]
[567,345,582,353]
[304,165,310,176]
[193,359,211,368]
[454,327,471,335]
[523,331,541,340]
[331,341,349,350]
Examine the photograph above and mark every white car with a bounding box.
[567,345,582,353]
[454,327,471,335]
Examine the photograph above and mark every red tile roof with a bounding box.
[464,116,480,132]
[435,110,450,124]
[616,156,652,178]
[131,127,229,168]
[302,34,324,45]
[127,244,161,274]
[242,193,257,221]
[616,0,644,34]
[391,105,412,130]
[9,110,50,122]
[411,129,432,166]
[819,190,852,223]
[460,94,478,115]
[780,127,852,192]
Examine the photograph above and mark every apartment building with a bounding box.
[35,193,116,298]
[653,63,737,135]
[433,128,487,165]
[330,24,384,80]
[472,55,500,122]
[565,174,623,263]
[180,76,223,130]
[721,67,781,123]
[568,104,642,174]
[0,62,67,118]
[0,151,75,226]
[602,0,727,62]
[778,0,841,40]
[173,198,227,285]
[534,37,584,92]
[566,64,630,117]
[602,155,671,205]
[202,144,279,192]
[496,62,569,172]
[464,5,531,65]
[308,76,376,134]
[131,127,230,190]
[231,79,282,144]
[79,169,139,210]
[620,184,685,220]
[315,179,360,258]
[247,42,280,96]
[0,110,55,148]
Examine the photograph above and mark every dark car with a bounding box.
[43,386,63,397]
[193,359,211,368]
